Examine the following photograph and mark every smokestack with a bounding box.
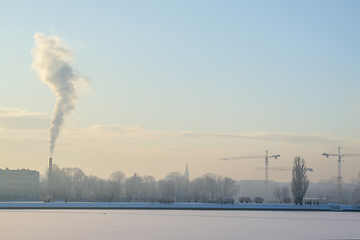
[31,32,88,156]
[48,157,53,189]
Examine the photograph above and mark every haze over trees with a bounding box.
[43,163,360,204]
[43,165,239,203]
[273,186,290,204]
[291,156,310,205]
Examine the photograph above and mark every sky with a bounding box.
[1,0,360,183]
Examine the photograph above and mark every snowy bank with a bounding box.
[0,202,359,211]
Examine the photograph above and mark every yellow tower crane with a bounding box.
[219,150,280,201]
[255,167,313,172]
[322,146,360,202]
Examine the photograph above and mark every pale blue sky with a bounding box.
[1,1,360,181]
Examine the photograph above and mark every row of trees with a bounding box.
[350,172,360,203]
[44,156,311,204]
[44,166,239,203]
[290,157,360,204]
[270,156,310,205]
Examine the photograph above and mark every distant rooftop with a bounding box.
[0,168,38,173]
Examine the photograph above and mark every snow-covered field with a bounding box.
[0,202,359,211]
[0,209,359,240]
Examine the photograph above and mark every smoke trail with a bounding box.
[31,32,88,156]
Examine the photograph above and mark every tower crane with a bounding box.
[255,167,313,172]
[219,150,280,200]
[322,146,360,201]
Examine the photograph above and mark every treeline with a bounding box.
[43,165,239,203]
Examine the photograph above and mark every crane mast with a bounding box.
[265,150,269,200]
[219,150,280,201]
[338,147,342,201]
[322,146,360,202]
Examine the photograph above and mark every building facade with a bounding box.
[0,168,40,201]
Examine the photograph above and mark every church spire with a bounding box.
[184,164,189,181]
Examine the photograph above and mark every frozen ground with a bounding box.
[0,209,359,240]
[0,202,359,211]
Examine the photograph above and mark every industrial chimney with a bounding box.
[48,157,53,189]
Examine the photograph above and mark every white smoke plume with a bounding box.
[31,32,88,156]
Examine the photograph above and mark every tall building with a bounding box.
[0,168,40,201]
[184,164,189,181]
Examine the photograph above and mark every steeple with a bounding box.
[184,164,189,181]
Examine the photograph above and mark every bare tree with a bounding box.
[190,177,204,203]
[84,175,99,201]
[351,172,360,201]
[281,186,291,203]
[73,168,86,201]
[125,173,143,201]
[142,175,157,202]
[96,179,118,202]
[49,164,64,201]
[291,156,309,205]
[61,167,73,202]
[222,177,239,198]
[110,171,126,201]
[203,173,218,201]
[273,187,282,203]
[351,187,360,200]
[167,172,184,201]
[158,179,176,200]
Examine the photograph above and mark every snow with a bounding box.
[0,202,359,211]
[0,209,359,240]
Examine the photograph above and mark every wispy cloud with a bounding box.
[63,124,357,145]
[1,108,357,146]
[0,108,50,130]
[0,108,49,118]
